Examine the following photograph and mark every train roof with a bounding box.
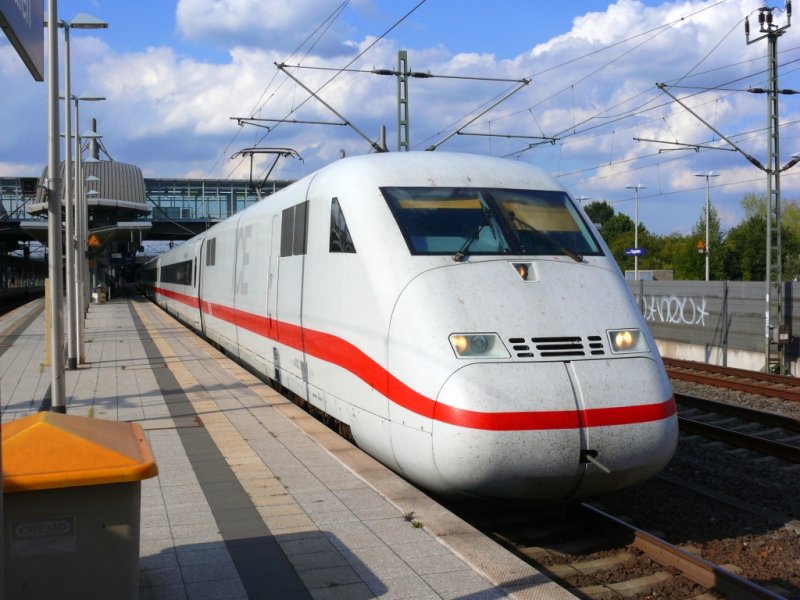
[312,151,565,192]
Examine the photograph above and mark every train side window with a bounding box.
[161,259,192,284]
[293,201,308,255]
[205,237,216,266]
[329,197,356,253]
[281,201,309,257]
[281,208,293,257]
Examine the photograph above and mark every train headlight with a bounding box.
[607,328,649,353]
[449,333,509,358]
[511,262,535,281]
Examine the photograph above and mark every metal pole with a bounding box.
[63,23,78,370]
[746,6,790,374]
[47,0,66,411]
[705,178,710,282]
[397,50,409,151]
[694,171,718,282]
[634,188,639,280]
[767,28,785,373]
[74,99,85,363]
[626,184,646,280]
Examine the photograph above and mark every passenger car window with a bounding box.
[280,201,309,257]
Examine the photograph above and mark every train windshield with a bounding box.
[381,187,602,258]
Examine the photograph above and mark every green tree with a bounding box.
[599,212,634,245]
[657,233,691,273]
[672,237,704,279]
[740,192,764,219]
[584,200,614,228]
[582,192,800,281]
[723,194,800,281]
[723,215,766,280]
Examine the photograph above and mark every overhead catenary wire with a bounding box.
[558,24,800,191]
[561,115,800,185]
[490,3,800,217]
[247,1,730,165]
[276,63,528,83]
[476,3,800,192]
[472,0,730,136]
[206,0,800,217]
[477,7,800,169]
[247,0,430,164]
[504,43,800,179]
[596,169,800,212]
[208,0,352,179]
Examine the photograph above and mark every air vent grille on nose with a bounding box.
[507,335,606,358]
[507,338,534,358]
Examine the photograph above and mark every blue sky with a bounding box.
[2,0,799,236]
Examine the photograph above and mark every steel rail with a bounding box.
[676,393,800,462]
[579,503,786,600]
[676,393,800,432]
[665,358,800,402]
[665,357,797,386]
[678,416,800,462]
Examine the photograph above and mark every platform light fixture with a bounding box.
[694,171,719,281]
[49,12,108,373]
[75,109,104,363]
[625,184,647,281]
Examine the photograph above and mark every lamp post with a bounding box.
[46,0,66,411]
[73,98,104,364]
[625,184,647,280]
[58,13,107,371]
[694,171,719,281]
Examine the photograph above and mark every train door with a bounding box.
[267,214,280,338]
[193,255,199,330]
[198,238,208,335]
[274,201,309,398]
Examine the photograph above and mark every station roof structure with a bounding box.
[0,168,293,253]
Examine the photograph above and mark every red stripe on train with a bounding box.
[153,286,676,431]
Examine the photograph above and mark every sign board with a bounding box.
[87,234,101,248]
[0,0,44,81]
[20,176,38,196]
[624,247,645,257]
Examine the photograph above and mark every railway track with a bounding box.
[447,500,784,599]
[665,357,800,402]
[676,392,800,463]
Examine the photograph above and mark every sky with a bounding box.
[3,0,800,236]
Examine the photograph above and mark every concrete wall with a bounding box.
[626,280,800,374]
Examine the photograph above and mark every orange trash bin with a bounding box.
[3,412,158,600]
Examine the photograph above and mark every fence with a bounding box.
[627,280,799,372]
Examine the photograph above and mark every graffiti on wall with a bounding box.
[642,295,709,327]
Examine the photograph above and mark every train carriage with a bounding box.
[143,151,678,501]
[153,235,203,330]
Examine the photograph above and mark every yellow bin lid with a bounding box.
[2,412,158,493]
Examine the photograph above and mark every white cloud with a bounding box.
[175,0,357,56]
[2,0,793,234]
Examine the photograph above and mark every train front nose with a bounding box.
[432,358,677,500]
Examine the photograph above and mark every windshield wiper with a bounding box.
[507,211,584,263]
[453,209,496,262]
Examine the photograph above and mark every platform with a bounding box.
[0,297,573,600]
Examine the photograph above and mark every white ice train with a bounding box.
[141,151,677,501]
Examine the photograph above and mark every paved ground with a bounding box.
[1,296,573,600]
